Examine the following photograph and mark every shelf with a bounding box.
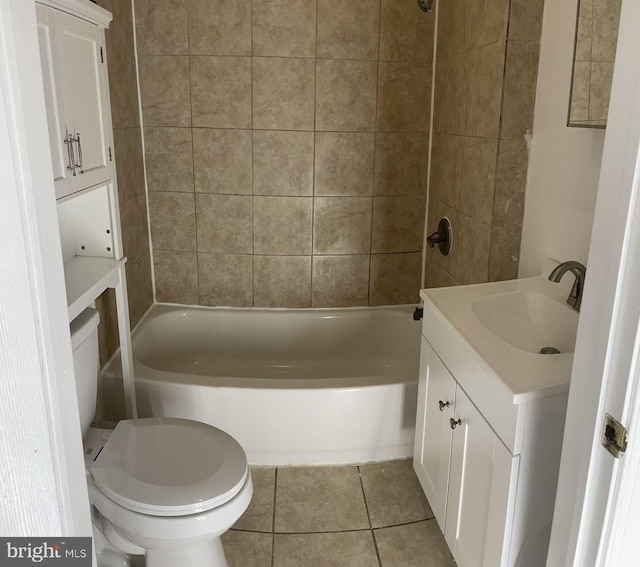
[65,255,125,321]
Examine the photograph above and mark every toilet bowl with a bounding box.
[71,308,252,567]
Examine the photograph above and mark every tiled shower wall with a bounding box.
[96,0,153,365]
[136,0,434,307]
[425,0,544,288]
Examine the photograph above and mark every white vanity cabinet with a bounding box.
[37,1,112,200]
[414,288,570,567]
[415,340,518,567]
[36,0,137,419]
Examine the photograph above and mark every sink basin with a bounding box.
[471,290,579,354]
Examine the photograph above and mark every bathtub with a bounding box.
[101,304,421,465]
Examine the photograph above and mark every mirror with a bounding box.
[568,0,622,128]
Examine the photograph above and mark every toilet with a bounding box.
[70,308,252,567]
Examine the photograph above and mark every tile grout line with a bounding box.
[357,465,383,567]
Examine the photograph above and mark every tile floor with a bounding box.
[220,459,455,567]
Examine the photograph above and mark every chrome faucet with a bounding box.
[548,261,587,311]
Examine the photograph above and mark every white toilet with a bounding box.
[70,308,252,567]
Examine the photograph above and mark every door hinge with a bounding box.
[109,146,112,161]
[100,46,104,64]
[602,413,628,458]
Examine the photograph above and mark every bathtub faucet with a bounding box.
[548,261,586,312]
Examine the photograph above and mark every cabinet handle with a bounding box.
[450,417,462,430]
[64,133,77,176]
[75,133,84,174]
[438,400,450,411]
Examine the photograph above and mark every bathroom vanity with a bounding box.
[414,275,577,567]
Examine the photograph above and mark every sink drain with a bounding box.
[540,346,561,355]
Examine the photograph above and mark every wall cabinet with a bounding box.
[37,2,112,200]
[36,0,137,419]
[415,333,567,567]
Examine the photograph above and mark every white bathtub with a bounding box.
[101,304,421,465]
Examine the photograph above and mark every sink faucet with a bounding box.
[548,261,586,311]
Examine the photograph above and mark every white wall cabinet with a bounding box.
[415,334,566,567]
[36,0,137,419]
[37,2,112,200]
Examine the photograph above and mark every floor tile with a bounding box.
[375,520,455,567]
[360,459,434,527]
[275,466,370,533]
[222,530,272,567]
[233,467,276,532]
[273,532,379,567]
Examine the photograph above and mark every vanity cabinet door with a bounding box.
[413,340,456,531]
[445,386,519,567]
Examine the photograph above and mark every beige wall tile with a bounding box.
[437,0,469,62]
[433,54,467,135]
[126,253,153,327]
[113,128,145,203]
[311,255,370,307]
[455,214,491,284]
[119,194,148,264]
[193,129,252,194]
[592,0,621,62]
[429,134,464,209]
[570,62,591,123]
[96,288,118,367]
[253,131,314,196]
[196,194,252,254]
[153,250,198,304]
[148,191,196,251]
[139,56,191,127]
[575,0,593,61]
[459,137,498,226]
[589,62,614,122]
[425,263,459,289]
[465,41,506,138]
[508,0,544,42]
[369,253,421,305]
[313,197,372,254]
[254,256,311,307]
[188,0,251,55]
[489,225,522,282]
[372,196,425,253]
[377,62,431,132]
[191,56,252,128]
[501,40,540,139]
[134,0,188,55]
[198,253,253,306]
[374,133,429,196]
[252,0,316,58]
[316,59,378,132]
[314,132,375,196]
[379,0,435,62]
[466,0,509,50]
[254,196,313,255]
[103,0,139,128]
[253,58,315,130]
[317,0,380,60]
[144,127,194,193]
[493,138,528,226]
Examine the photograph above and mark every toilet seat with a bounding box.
[91,417,248,517]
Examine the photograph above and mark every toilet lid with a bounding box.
[90,418,248,516]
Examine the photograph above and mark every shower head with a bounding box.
[417,0,434,13]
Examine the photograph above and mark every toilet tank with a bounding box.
[70,307,101,436]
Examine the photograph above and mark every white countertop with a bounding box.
[420,276,578,404]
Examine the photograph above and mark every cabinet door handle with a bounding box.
[64,133,77,176]
[75,132,84,174]
[438,400,450,411]
[450,417,462,430]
